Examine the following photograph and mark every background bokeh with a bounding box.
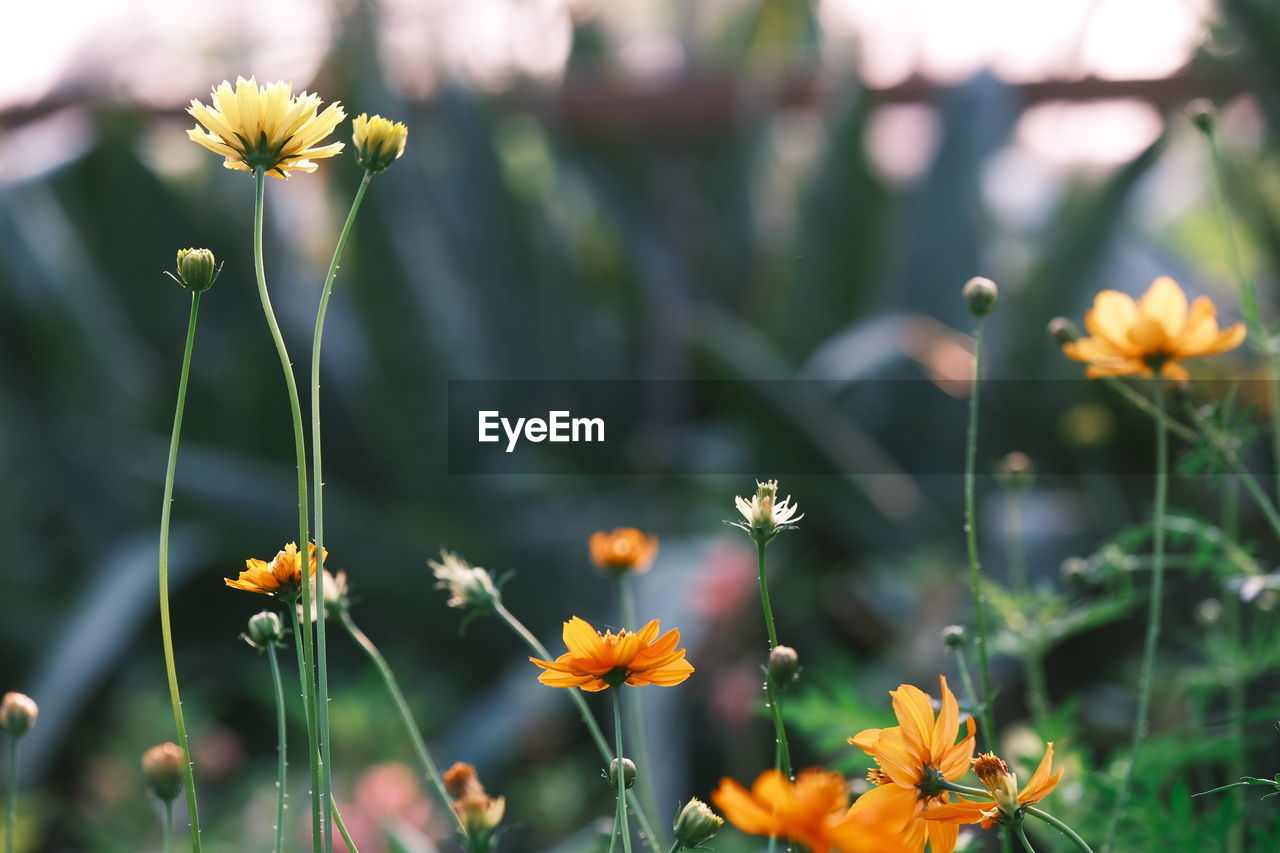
[5,0,1280,850]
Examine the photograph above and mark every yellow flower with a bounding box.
[1062,277,1245,381]
[529,616,694,691]
[923,745,1064,829]
[225,542,325,598]
[187,77,346,179]
[711,768,909,853]
[444,762,506,840]
[846,677,976,853]
[352,113,408,173]
[589,528,659,575]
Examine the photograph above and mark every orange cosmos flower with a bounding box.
[847,677,976,853]
[923,745,1063,829]
[589,528,659,575]
[225,542,325,598]
[712,768,909,853]
[529,616,693,691]
[1061,277,1245,381]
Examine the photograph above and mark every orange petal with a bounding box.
[1138,276,1188,338]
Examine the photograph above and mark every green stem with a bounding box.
[1183,403,1280,544]
[1022,649,1050,731]
[613,691,633,853]
[6,738,16,853]
[1203,124,1280,500]
[755,542,792,778]
[493,603,664,853]
[1026,807,1096,853]
[1222,481,1245,853]
[253,168,322,852]
[311,169,372,853]
[667,844,680,853]
[267,643,289,853]
[616,579,665,847]
[964,320,997,748]
[338,610,466,836]
[1102,378,1168,852]
[331,800,359,853]
[755,542,780,649]
[1015,824,1037,853]
[161,800,173,853]
[157,290,203,852]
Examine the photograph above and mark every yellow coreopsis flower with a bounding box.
[225,542,326,598]
[529,616,694,691]
[1061,277,1245,381]
[187,77,346,179]
[352,113,408,173]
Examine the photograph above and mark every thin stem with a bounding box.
[1006,487,1050,726]
[493,603,664,853]
[267,643,289,853]
[1103,378,1168,852]
[157,291,204,851]
[254,168,322,851]
[613,691,633,853]
[1203,124,1280,500]
[331,800,359,853]
[1015,824,1037,853]
[1222,480,1245,853]
[964,320,998,749]
[1184,403,1280,545]
[667,844,680,853]
[951,642,981,722]
[338,610,466,836]
[161,801,173,853]
[1026,807,1096,853]
[755,542,780,649]
[310,172,372,853]
[6,738,16,853]
[616,579,665,847]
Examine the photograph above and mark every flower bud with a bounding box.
[247,610,284,647]
[994,452,1035,491]
[962,276,999,317]
[973,752,1020,818]
[0,692,38,737]
[1187,99,1216,135]
[673,797,724,849]
[608,757,637,789]
[1047,316,1079,345]
[352,114,408,174]
[173,248,220,293]
[141,742,186,802]
[768,645,800,684]
[942,625,966,649]
[430,550,501,613]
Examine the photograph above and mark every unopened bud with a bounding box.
[141,742,186,802]
[994,452,1035,491]
[172,248,220,293]
[962,277,999,317]
[942,625,966,649]
[673,797,724,849]
[1196,598,1223,626]
[247,610,284,647]
[352,114,409,174]
[608,758,637,789]
[768,645,800,684]
[1187,99,1216,135]
[1047,316,1078,345]
[1061,557,1090,583]
[0,692,38,737]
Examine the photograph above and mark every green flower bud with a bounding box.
[768,645,800,684]
[607,758,637,789]
[672,798,723,849]
[247,610,284,647]
[942,625,966,649]
[1187,99,1216,135]
[141,742,186,802]
[0,692,38,737]
[1047,316,1079,345]
[962,276,999,317]
[172,248,220,293]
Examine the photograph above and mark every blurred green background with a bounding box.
[5,0,1280,850]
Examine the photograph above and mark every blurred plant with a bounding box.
[140,742,184,851]
[243,610,288,853]
[443,763,506,853]
[1,693,36,853]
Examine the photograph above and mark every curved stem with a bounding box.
[1015,824,1036,853]
[254,169,322,851]
[338,610,466,836]
[1026,807,1095,853]
[755,543,792,778]
[157,291,204,852]
[493,603,664,853]
[616,579,665,846]
[267,643,289,853]
[613,691,633,853]
[755,543,780,649]
[6,738,17,853]
[311,169,372,853]
[964,320,998,749]
[1103,378,1168,852]
[331,800,359,853]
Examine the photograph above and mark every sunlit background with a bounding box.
[3,0,1280,850]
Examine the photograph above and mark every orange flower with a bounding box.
[1062,277,1245,381]
[846,677,976,853]
[712,768,909,853]
[923,745,1063,829]
[444,762,505,839]
[225,542,325,597]
[529,616,693,691]
[589,528,659,575]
